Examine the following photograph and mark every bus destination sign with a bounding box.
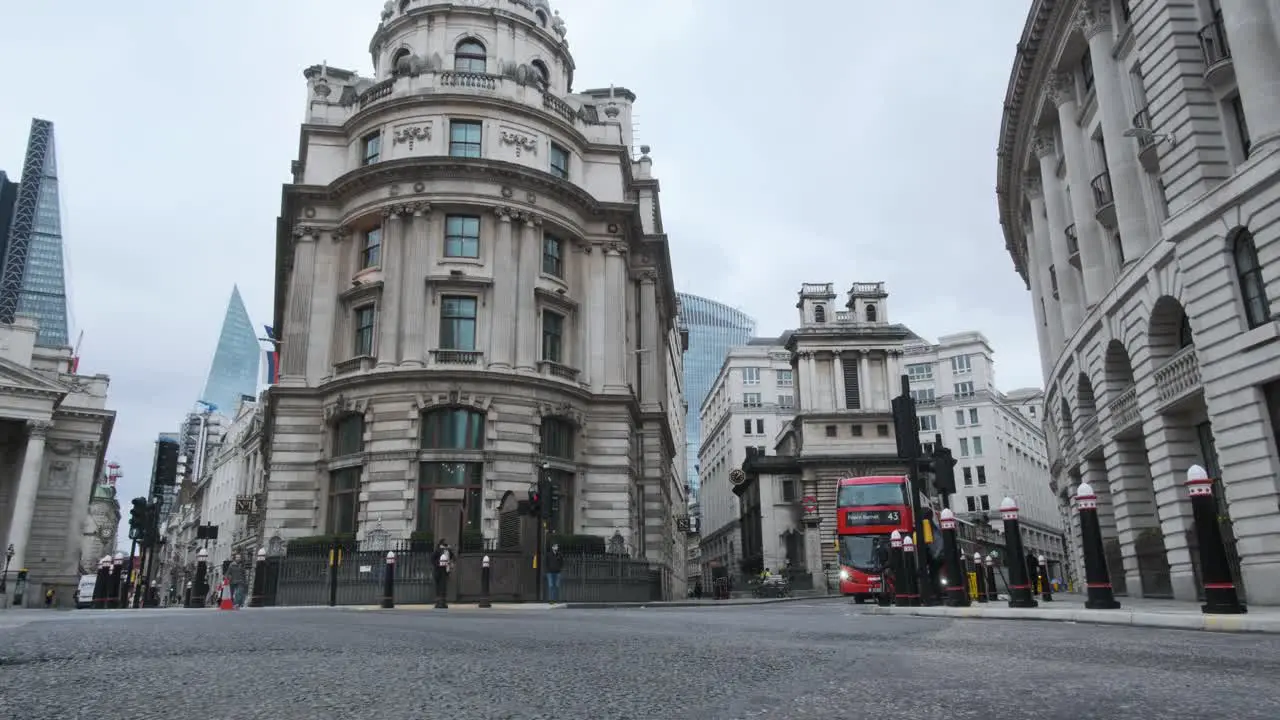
[844,509,902,526]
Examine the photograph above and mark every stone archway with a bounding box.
[1103,339,1136,396]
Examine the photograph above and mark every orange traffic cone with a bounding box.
[218,581,234,610]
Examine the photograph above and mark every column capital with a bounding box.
[519,212,542,227]
[381,205,405,221]
[291,225,321,241]
[404,201,431,217]
[26,420,51,437]
[1044,74,1075,108]
[1031,131,1057,159]
[637,269,658,284]
[604,241,627,255]
[493,206,515,222]
[1022,176,1044,200]
[331,226,350,243]
[1076,0,1112,42]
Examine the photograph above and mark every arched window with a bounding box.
[531,59,550,88]
[813,305,826,323]
[536,9,547,26]
[865,304,877,322]
[1232,229,1272,329]
[453,39,487,73]
[420,407,485,449]
[1178,311,1194,350]
[390,48,412,76]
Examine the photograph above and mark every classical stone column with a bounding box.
[1025,177,1066,356]
[1034,131,1085,331]
[307,228,344,378]
[603,242,629,391]
[1219,0,1280,153]
[833,352,847,410]
[515,215,542,373]
[378,207,404,368]
[400,204,431,368]
[281,226,319,380]
[638,270,660,408]
[859,352,871,409]
[1047,73,1109,306]
[579,244,595,385]
[5,420,50,575]
[487,208,517,370]
[1080,1,1151,261]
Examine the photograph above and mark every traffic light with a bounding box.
[539,476,553,522]
[527,484,541,517]
[128,497,147,541]
[931,445,958,496]
[891,394,921,460]
[144,501,160,546]
[153,439,180,487]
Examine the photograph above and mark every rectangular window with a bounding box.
[966,496,976,512]
[449,120,483,158]
[918,415,937,432]
[963,466,973,486]
[777,394,794,409]
[743,419,753,435]
[781,479,797,502]
[954,381,975,398]
[959,437,970,457]
[549,143,570,179]
[910,388,935,405]
[354,305,376,356]
[969,408,980,425]
[825,425,837,437]
[1080,46,1094,93]
[1229,94,1252,158]
[951,355,972,374]
[755,419,765,435]
[444,215,481,258]
[542,234,563,277]
[756,445,766,456]
[972,437,984,455]
[776,369,793,386]
[743,367,760,385]
[417,462,484,536]
[955,409,966,426]
[976,465,987,485]
[334,415,364,456]
[540,418,575,459]
[439,295,478,350]
[362,131,381,166]
[850,424,863,437]
[921,441,935,455]
[743,393,762,408]
[843,360,862,409]
[361,227,382,269]
[906,363,933,382]
[979,495,990,511]
[327,468,360,536]
[541,310,564,363]
[877,424,889,437]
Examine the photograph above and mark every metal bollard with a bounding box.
[890,531,907,607]
[1185,465,1246,615]
[192,548,209,608]
[974,552,988,603]
[984,554,999,602]
[479,555,491,609]
[1075,482,1121,610]
[249,547,267,608]
[183,580,193,609]
[93,556,112,609]
[999,497,1038,609]
[901,535,921,607]
[1038,554,1053,602]
[381,551,396,609]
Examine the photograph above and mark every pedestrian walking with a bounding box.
[226,555,247,609]
[431,539,454,606]
[544,543,563,603]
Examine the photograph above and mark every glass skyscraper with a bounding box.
[200,285,261,414]
[678,293,756,501]
[0,119,71,347]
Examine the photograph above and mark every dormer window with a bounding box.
[536,10,548,27]
[865,303,877,322]
[454,39,487,74]
[814,305,826,323]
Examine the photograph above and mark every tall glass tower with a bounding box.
[200,285,261,414]
[678,293,756,502]
[0,119,71,347]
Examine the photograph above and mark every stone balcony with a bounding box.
[1077,415,1101,457]
[307,70,624,147]
[430,349,484,366]
[1153,346,1202,410]
[1106,386,1140,435]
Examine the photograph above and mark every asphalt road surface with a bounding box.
[2,601,1279,720]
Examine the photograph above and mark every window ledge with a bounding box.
[335,355,375,375]
[426,274,493,291]
[327,455,365,470]
[538,360,580,381]
[437,257,483,267]
[535,286,577,311]
[340,279,384,304]
[539,272,568,290]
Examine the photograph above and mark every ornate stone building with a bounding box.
[79,462,121,574]
[997,0,1280,603]
[261,0,686,586]
[0,317,115,607]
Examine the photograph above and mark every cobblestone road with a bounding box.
[2,601,1279,719]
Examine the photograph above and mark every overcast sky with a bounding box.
[0,0,1035,524]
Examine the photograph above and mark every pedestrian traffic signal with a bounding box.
[128,497,148,541]
[931,445,958,495]
[527,485,541,516]
[539,477,554,522]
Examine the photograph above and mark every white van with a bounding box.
[76,574,97,609]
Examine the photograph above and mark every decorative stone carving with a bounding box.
[538,401,585,427]
[407,201,431,216]
[1022,176,1044,200]
[291,225,320,240]
[413,181,426,193]
[45,460,74,491]
[526,191,537,204]
[1044,73,1075,108]
[26,420,51,437]
[607,223,619,234]
[323,394,367,422]
[303,207,317,219]
[493,206,514,221]
[500,130,538,156]
[414,391,492,412]
[313,79,332,99]
[1076,0,1112,41]
[500,186,515,199]
[551,10,566,38]
[637,269,658,283]
[332,226,351,243]
[393,125,431,149]
[521,213,542,226]
[605,241,626,255]
[381,0,394,21]
[1031,131,1056,159]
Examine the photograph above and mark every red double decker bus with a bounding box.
[835,475,912,603]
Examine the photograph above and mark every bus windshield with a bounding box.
[837,481,906,508]
[839,535,891,573]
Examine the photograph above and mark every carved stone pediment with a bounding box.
[323,393,368,423]
[537,401,584,428]
[412,388,492,413]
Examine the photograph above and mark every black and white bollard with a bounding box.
[1038,554,1054,602]
[1075,482,1121,610]
[193,548,209,609]
[381,551,396,609]
[249,547,267,608]
[93,555,112,609]
[984,554,999,602]
[938,509,970,608]
[974,552,988,603]
[479,555,492,609]
[109,553,124,609]
[890,531,907,607]
[901,535,921,607]
[1185,465,1246,615]
[999,497,1038,608]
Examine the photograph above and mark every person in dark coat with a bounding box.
[431,540,453,607]
[544,543,564,603]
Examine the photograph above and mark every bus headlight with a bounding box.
[940,576,948,586]
[839,569,850,581]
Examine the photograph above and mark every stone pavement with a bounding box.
[861,592,1280,633]
[4,601,1280,719]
